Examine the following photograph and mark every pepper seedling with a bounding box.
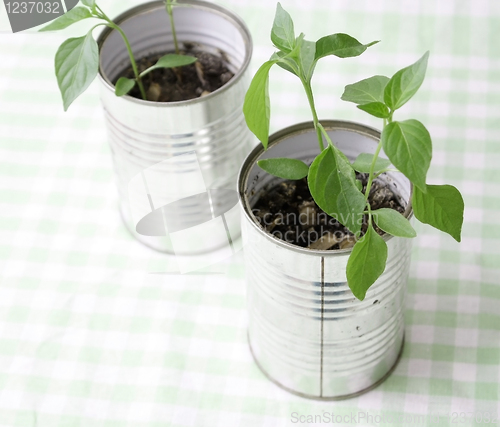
[40,0,197,110]
[243,3,464,300]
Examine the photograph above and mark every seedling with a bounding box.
[40,0,197,110]
[243,3,464,300]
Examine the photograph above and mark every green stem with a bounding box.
[302,80,324,151]
[364,119,386,203]
[99,9,147,101]
[166,1,180,55]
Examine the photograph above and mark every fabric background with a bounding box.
[0,0,499,426]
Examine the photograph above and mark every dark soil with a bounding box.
[251,173,406,250]
[117,43,234,102]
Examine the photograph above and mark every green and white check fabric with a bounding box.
[0,0,499,426]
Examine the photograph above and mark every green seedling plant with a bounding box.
[40,0,197,110]
[243,3,464,300]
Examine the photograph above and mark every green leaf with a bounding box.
[373,208,416,238]
[271,3,296,52]
[315,34,379,61]
[341,75,390,104]
[115,77,136,97]
[413,184,464,242]
[384,51,429,110]
[357,102,390,118]
[39,6,93,31]
[257,158,309,180]
[298,39,317,82]
[352,153,391,173]
[346,224,388,300]
[308,145,365,234]
[243,60,277,150]
[381,120,432,192]
[336,173,366,235]
[271,51,299,76]
[139,54,197,78]
[308,146,338,214]
[55,31,98,111]
[80,0,95,7]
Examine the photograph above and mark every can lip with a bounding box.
[237,120,414,257]
[96,0,253,107]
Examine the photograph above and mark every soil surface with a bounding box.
[251,173,406,250]
[117,43,234,102]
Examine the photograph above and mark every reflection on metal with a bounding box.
[238,121,414,399]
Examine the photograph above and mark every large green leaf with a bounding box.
[55,31,99,111]
[336,173,366,235]
[271,3,295,52]
[357,102,390,118]
[346,224,388,300]
[341,75,390,104]
[308,145,365,234]
[271,51,299,77]
[373,208,416,238]
[139,54,197,78]
[315,34,378,60]
[257,158,309,180]
[413,184,464,242]
[115,77,136,97]
[243,60,277,149]
[39,7,93,32]
[384,51,429,111]
[352,153,391,173]
[308,146,338,215]
[298,39,317,82]
[81,0,96,7]
[381,120,432,192]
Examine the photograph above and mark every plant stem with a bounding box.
[363,119,386,203]
[166,0,180,55]
[97,5,147,100]
[302,80,325,151]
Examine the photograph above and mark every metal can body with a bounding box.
[238,121,413,399]
[97,0,253,254]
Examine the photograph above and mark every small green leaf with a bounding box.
[373,208,416,238]
[55,31,98,111]
[384,51,429,111]
[243,60,277,150]
[346,224,388,300]
[271,3,296,52]
[139,54,197,78]
[271,51,299,76]
[115,77,136,97]
[315,34,379,61]
[341,75,390,104]
[357,102,390,118]
[257,158,309,180]
[80,0,95,7]
[39,6,93,31]
[382,120,432,192]
[308,146,338,214]
[413,184,464,242]
[352,153,391,173]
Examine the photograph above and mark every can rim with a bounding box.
[237,120,414,257]
[96,0,253,107]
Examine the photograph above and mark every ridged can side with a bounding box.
[97,0,253,254]
[239,121,413,399]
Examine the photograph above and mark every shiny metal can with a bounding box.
[97,0,253,254]
[238,121,413,399]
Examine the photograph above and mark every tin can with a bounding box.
[238,121,413,399]
[97,0,253,254]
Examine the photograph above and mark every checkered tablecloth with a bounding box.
[0,0,499,426]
